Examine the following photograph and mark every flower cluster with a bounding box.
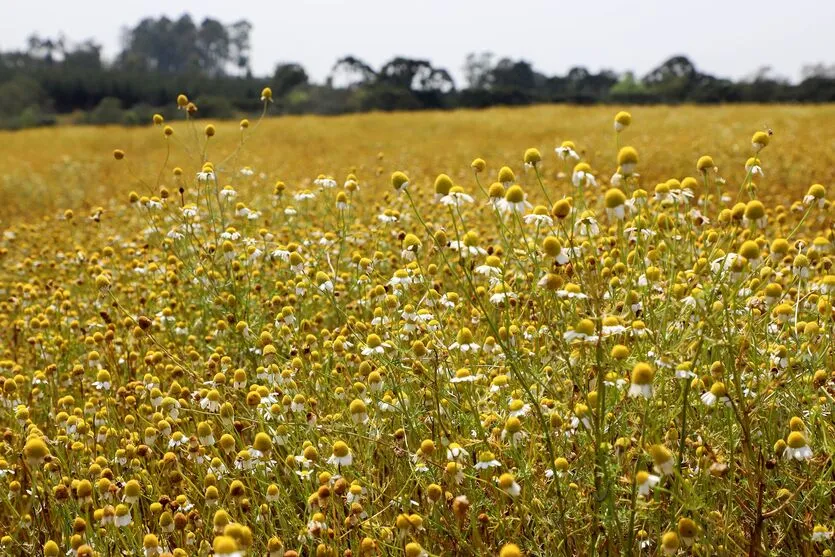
[0,100,832,557]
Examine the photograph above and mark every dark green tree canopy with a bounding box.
[1,16,834,129]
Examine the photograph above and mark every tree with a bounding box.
[272,63,309,97]
[63,40,103,70]
[195,18,230,76]
[491,58,536,90]
[26,34,65,64]
[377,57,448,91]
[643,56,699,101]
[329,56,377,88]
[644,56,698,85]
[117,15,251,76]
[463,52,494,89]
[228,20,253,75]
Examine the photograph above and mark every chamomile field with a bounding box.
[0,99,834,557]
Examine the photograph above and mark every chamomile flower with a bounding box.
[635,470,660,497]
[783,431,813,461]
[497,472,521,497]
[114,504,132,527]
[572,162,597,187]
[502,185,532,214]
[446,443,470,461]
[701,381,731,407]
[574,212,600,237]
[745,157,764,177]
[604,188,627,220]
[650,444,675,475]
[614,111,632,132]
[475,255,503,280]
[523,205,554,226]
[751,130,770,152]
[555,141,580,161]
[328,441,353,467]
[475,451,501,470]
[391,171,410,192]
[213,535,244,557]
[449,230,487,257]
[450,367,481,384]
[803,183,826,207]
[361,334,390,355]
[617,146,638,175]
[440,186,475,208]
[564,319,598,343]
[313,174,337,188]
[812,525,833,542]
[628,363,654,399]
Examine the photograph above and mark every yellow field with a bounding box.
[2,104,834,222]
[0,102,833,557]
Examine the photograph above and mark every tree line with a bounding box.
[2,14,835,129]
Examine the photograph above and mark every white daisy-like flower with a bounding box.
[361,342,391,356]
[327,444,353,467]
[474,262,502,279]
[803,193,826,208]
[314,176,337,188]
[446,444,470,461]
[745,161,764,177]
[500,198,533,215]
[636,471,661,497]
[449,369,483,383]
[219,187,237,200]
[710,253,741,274]
[563,329,598,344]
[317,280,334,293]
[523,213,553,226]
[783,432,813,461]
[474,457,501,470]
[196,170,215,183]
[744,214,768,229]
[440,191,474,208]
[448,241,487,257]
[199,432,215,446]
[573,169,597,188]
[811,526,833,542]
[700,383,731,407]
[574,215,600,237]
[601,324,627,336]
[497,474,521,497]
[555,145,579,161]
[557,288,588,300]
[489,288,516,306]
[271,248,290,262]
[508,401,531,418]
[294,190,316,201]
[606,205,625,221]
[628,383,653,399]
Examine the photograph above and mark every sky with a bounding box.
[2,0,833,85]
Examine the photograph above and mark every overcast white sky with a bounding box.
[2,0,833,84]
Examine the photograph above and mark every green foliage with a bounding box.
[1,19,835,130]
[87,97,125,125]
